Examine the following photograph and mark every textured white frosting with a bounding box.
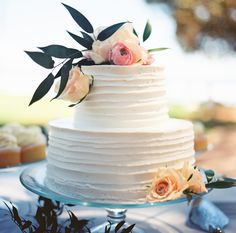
[46,118,195,203]
[45,65,195,203]
[74,65,168,129]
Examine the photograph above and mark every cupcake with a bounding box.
[0,132,21,167]
[14,126,47,163]
[193,122,208,152]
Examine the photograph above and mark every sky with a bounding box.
[0,0,235,106]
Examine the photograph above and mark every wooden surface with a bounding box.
[196,126,236,178]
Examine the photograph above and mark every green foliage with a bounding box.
[148,47,169,53]
[51,59,73,101]
[6,196,136,233]
[143,20,152,42]
[38,45,82,59]
[29,73,54,106]
[67,31,93,50]
[25,51,54,69]
[62,3,94,33]
[97,22,127,41]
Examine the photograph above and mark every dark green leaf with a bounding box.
[105,224,111,233]
[29,73,54,106]
[148,47,169,53]
[12,206,22,226]
[222,177,236,182]
[97,22,127,41]
[3,202,13,218]
[62,3,94,33]
[206,181,236,189]
[52,59,73,100]
[25,51,54,69]
[80,31,94,43]
[205,169,215,183]
[115,221,125,233]
[38,45,82,59]
[133,28,138,38]
[22,220,32,230]
[187,174,193,182]
[122,224,135,233]
[67,31,93,49]
[54,67,62,79]
[143,20,152,42]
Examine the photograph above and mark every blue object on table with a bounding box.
[189,198,229,232]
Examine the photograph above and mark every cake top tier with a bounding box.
[74,65,168,130]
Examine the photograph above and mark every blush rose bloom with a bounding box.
[55,67,90,102]
[181,163,207,193]
[146,168,188,202]
[84,23,153,65]
[108,42,134,65]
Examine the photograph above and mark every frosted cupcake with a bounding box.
[0,132,21,167]
[15,126,47,163]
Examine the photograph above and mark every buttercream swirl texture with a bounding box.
[46,65,195,203]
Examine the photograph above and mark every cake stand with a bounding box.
[20,163,204,233]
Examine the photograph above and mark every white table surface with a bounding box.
[0,163,236,233]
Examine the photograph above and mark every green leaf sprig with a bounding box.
[26,3,129,106]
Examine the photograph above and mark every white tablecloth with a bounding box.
[0,163,236,233]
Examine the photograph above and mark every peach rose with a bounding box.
[108,42,134,65]
[84,23,154,65]
[181,163,207,193]
[55,67,90,102]
[147,168,188,202]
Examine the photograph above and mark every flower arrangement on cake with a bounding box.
[25,3,167,107]
[25,3,236,204]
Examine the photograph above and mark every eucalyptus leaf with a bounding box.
[122,224,135,233]
[38,45,82,59]
[206,181,236,189]
[67,31,93,49]
[29,73,54,106]
[62,3,94,33]
[54,67,62,79]
[97,22,127,41]
[133,28,138,38]
[51,59,73,100]
[115,220,125,233]
[143,20,152,42]
[205,169,215,183]
[148,47,169,53]
[80,31,94,43]
[12,206,22,226]
[25,51,54,69]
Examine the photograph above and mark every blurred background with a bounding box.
[1,0,236,169]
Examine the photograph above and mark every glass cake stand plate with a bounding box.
[20,163,202,233]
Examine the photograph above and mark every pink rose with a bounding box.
[108,42,134,65]
[55,67,90,103]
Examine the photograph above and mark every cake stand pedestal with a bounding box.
[20,164,202,233]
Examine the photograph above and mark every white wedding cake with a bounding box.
[26,5,206,203]
[45,65,195,203]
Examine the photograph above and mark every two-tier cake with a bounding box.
[26,3,207,204]
[45,65,195,203]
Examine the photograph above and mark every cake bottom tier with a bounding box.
[45,118,195,203]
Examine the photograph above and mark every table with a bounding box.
[0,162,236,233]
